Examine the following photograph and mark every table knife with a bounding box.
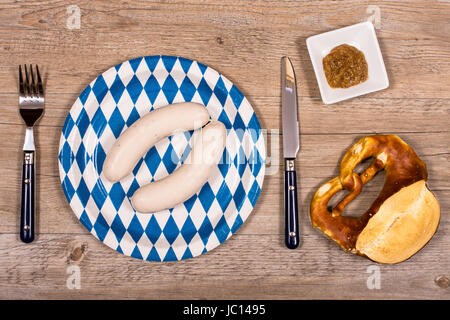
[281,57,300,249]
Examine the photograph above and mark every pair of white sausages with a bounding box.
[103,103,226,213]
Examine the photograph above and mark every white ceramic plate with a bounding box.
[307,21,389,104]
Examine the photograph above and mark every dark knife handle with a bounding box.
[284,159,299,249]
[20,151,35,243]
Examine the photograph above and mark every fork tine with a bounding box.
[24,64,30,96]
[19,65,25,97]
[35,65,44,97]
[30,64,37,97]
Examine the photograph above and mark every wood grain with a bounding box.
[0,0,449,300]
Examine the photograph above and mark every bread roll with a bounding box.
[356,180,440,264]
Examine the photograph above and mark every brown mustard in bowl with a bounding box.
[322,44,368,88]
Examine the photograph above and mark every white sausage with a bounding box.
[131,120,226,213]
[103,103,210,182]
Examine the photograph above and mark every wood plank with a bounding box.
[1,127,449,235]
[0,1,448,99]
[1,124,449,179]
[0,233,448,299]
[1,171,449,236]
[0,36,449,99]
[1,93,450,134]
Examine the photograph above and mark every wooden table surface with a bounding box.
[0,0,449,300]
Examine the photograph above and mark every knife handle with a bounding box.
[284,159,299,249]
[20,151,35,243]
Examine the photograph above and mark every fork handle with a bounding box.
[21,151,35,243]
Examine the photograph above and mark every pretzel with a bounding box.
[310,135,440,263]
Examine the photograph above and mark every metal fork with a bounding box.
[18,65,44,243]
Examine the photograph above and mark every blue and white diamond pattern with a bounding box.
[58,56,266,261]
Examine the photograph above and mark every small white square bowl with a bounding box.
[306,21,389,104]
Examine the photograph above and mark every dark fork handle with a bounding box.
[21,151,35,243]
[284,159,299,249]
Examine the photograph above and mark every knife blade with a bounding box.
[281,57,300,249]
